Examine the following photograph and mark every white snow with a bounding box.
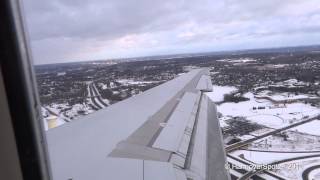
[278,158,320,179]
[55,118,66,127]
[249,131,320,152]
[65,103,94,117]
[219,116,231,128]
[205,85,237,103]
[57,72,66,76]
[116,79,157,85]
[309,167,320,180]
[101,84,108,90]
[291,120,320,136]
[246,115,284,128]
[112,90,120,95]
[231,150,320,164]
[214,83,320,179]
[250,128,274,136]
[217,58,257,63]
[41,107,66,131]
[110,82,116,88]
[256,92,316,102]
[239,135,256,141]
[216,91,320,129]
[217,92,270,118]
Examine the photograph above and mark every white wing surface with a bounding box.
[46,69,230,180]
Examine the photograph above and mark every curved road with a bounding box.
[302,165,320,180]
[227,155,285,180]
[239,154,320,180]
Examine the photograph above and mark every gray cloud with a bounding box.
[22,0,320,64]
[24,0,188,40]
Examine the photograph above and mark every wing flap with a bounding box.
[152,92,200,152]
[109,141,171,162]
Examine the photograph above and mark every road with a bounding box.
[87,83,109,110]
[302,164,320,180]
[91,83,109,107]
[227,115,320,179]
[239,154,320,180]
[226,115,320,152]
[228,155,285,180]
[89,83,103,109]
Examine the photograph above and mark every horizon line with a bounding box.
[34,43,320,66]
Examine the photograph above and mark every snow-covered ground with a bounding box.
[308,166,320,180]
[246,115,284,129]
[216,58,257,63]
[230,150,320,164]
[218,116,231,128]
[250,128,275,136]
[213,91,320,129]
[277,158,320,179]
[249,131,320,152]
[209,85,320,178]
[231,150,320,179]
[256,90,318,102]
[41,107,66,130]
[116,79,158,85]
[205,85,237,103]
[42,102,95,130]
[238,134,256,141]
[291,120,320,136]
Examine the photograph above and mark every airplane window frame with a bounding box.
[0,0,52,179]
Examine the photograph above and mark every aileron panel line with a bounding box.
[153,92,200,152]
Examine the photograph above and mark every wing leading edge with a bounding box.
[46,68,230,180]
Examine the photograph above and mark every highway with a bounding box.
[226,115,320,152]
[87,83,109,110]
[91,83,109,107]
[89,83,103,109]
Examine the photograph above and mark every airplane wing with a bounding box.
[46,68,230,180]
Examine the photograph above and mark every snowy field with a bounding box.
[42,102,95,130]
[248,131,320,152]
[291,120,320,136]
[116,79,159,85]
[308,166,320,180]
[256,90,319,102]
[41,107,66,130]
[207,85,320,179]
[210,89,320,129]
[277,158,320,180]
[216,58,257,63]
[205,85,237,103]
[230,150,320,179]
[230,150,320,164]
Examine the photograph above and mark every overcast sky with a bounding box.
[23,0,320,64]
